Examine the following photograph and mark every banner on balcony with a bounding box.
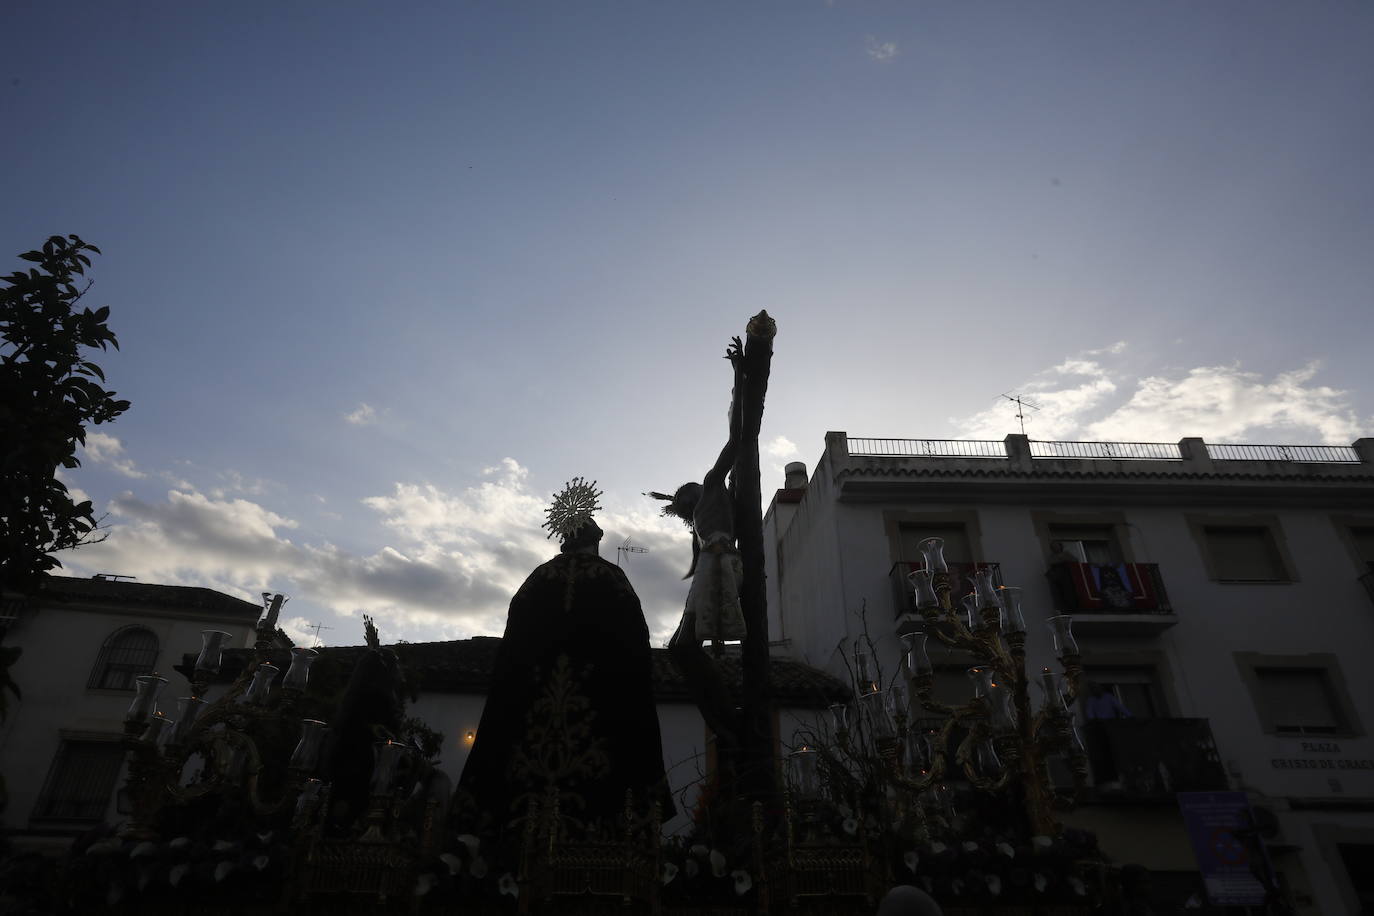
[1176,791,1271,906]
[1067,562,1160,611]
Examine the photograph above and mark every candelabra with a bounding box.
[789,536,1088,843]
[118,593,329,840]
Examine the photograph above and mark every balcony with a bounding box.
[1047,562,1178,636]
[1084,718,1228,802]
[889,561,1002,633]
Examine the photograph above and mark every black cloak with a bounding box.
[456,551,674,833]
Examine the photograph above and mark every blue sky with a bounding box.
[7,1,1373,646]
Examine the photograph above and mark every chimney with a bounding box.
[784,461,808,490]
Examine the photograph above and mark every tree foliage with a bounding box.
[1,235,129,593]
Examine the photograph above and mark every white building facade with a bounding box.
[763,431,1374,915]
[0,577,260,848]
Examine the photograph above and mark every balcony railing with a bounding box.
[1206,442,1362,463]
[1029,440,1181,461]
[849,438,1006,458]
[1047,562,1172,615]
[1085,718,1227,800]
[890,561,1003,622]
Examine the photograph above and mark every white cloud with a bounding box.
[82,431,146,478]
[866,36,898,62]
[61,458,698,646]
[952,344,1365,445]
[1085,363,1361,445]
[344,402,378,425]
[765,435,799,460]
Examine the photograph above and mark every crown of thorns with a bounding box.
[543,477,603,540]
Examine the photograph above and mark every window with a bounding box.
[32,739,125,822]
[87,626,159,690]
[1085,666,1164,718]
[1254,668,1347,735]
[1203,526,1288,582]
[899,524,971,564]
[1048,525,1120,565]
[1349,526,1374,573]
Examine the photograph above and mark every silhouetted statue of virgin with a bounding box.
[454,478,673,838]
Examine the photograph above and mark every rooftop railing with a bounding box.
[1029,440,1181,461]
[846,436,1367,464]
[1205,443,1362,463]
[848,438,1006,458]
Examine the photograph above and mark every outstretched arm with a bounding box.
[704,336,745,488]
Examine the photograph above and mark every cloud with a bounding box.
[765,436,799,460]
[1085,363,1361,445]
[62,457,697,646]
[865,36,898,62]
[81,431,146,478]
[344,402,378,425]
[952,344,1365,445]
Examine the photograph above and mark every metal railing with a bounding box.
[1029,440,1181,461]
[1089,718,1227,799]
[848,438,1006,458]
[1206,443,1362,463]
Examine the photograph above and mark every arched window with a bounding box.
[87,626,159,690]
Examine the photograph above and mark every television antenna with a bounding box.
[616,537,648,567]
[307,622,333,648]
[1001,393,1042,436]
[93,573,137,582]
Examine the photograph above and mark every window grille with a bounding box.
[87,627,159,690]
[32,739,125,822]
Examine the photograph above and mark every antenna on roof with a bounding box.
[1000,393,1042,436]
[93,573,137,582]
[616,537,648,567]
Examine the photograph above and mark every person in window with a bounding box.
[1046,540,1081,611]
[1083,681,1131,791]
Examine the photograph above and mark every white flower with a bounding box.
[986,875,1002,896]
[413,873,437,896]
[709,849,727,877]
[253,854,270,872]
[469,856,489,879]
[456,833,480,855]
[661,861,679,885]
[685,859,700,878]
[903,850,919,873]
[214,860,234,882]
[1069,876,1086,896]
[1031,834,1053,850]
[1034,873,1048,892]
[212,840,237,854]
[962,840,979,853]
[732,869,752,895]
[951,877,964,895]
[130,841,157,859]
[498,873,520,898]
[842,817,859,836]
[169,863,190,887]
[169,837,190,851]
[997,841,1015,858]
[106,883,124,907]
[439,852,461,875]
[86,839,121,857]
[689,843,709,858]
[930,841,947,854]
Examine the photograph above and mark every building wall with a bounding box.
[767,432,1374,914]
[0,598,256,842]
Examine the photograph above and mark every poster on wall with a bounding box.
[1176,791,1272,906]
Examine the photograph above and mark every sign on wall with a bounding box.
[1176,791,1271,907]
